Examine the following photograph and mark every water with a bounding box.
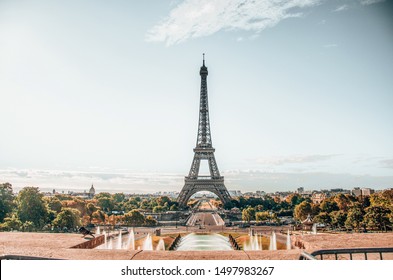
[312,224,317,235]
[176,233,232,251]
[156,238,165,251]
[269,231,277,250]
[142,234,153,250]
[96,226,100,235]
[117,230,122,249]
[126,229,135,250]
[97,229,135,250]
[244,233,261,250]
[286,230,291,250]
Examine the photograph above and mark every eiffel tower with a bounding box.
[178,55,231,208]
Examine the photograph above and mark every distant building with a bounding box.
[351,187,375,197]
[89,184,95,198]
[312,192,327,204]
[229,190,242,197]
[256,190,266,196]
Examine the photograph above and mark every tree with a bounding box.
[330,210,347,229]
[97,196,115,213]
[124,209,145,226]
[0,183,15,222]
[153,206,167,213]
[255,211,270,222]
[53,208,81,229]
[113,193,125,203]
[17,187,48,228]
[319,200,339,213]
[242,207,255,223]
[345,203,364,232]
[364,205,391,231]
[286,194,304,207]
[92,210,106,224]
[144,215,158,226]
[333,194,356,211]
[294,201,312,221]
[1,214,22,231]
[314,212,331,226]
[44,197,62,213]
[86,203,98,223]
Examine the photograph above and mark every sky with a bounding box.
[0,0,392,193]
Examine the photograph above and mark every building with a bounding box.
[89,184,95,198]
[352,187,375,197]
[312,192,327,204]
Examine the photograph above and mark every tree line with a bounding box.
[0,183,179,232]
[234,191,393,232]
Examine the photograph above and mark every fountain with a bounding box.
[312,223,317,235]
[96,226,101,235]
[156,238,165,251]
[126,229,135,250]
[286,230,291,250]
[142,234,153,250]
[107,236,113,249]
[269,231,277,250]
[244,233,261,250]
[117,230,122,249]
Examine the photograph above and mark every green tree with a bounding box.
[44,197,62,213]
[319,200,339,213]
[1,214,22,231]
[330,210,347,229]
[314,212,331,226]
[113,193,126,203]
[364,205,391,231]
[0,182,15,222]
[124,209,145,226]
[17,187,48,228]
[97,196,115,213]
[345,203,365,231]
[294,201,312,221]
[53,208,82,229]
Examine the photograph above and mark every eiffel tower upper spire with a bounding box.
[197,53,212,148]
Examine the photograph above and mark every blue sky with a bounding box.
[0,0,392,193]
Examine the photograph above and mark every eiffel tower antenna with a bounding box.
[178,55,231,208]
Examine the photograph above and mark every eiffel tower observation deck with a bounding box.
[178,55,231,208]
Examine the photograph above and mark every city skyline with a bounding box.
[1,0,392,193]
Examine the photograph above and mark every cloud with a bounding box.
[146,0,321,45]
[360,0,385,5]
[380,159,393,169]
[224,170,393,191]
[252,154,339,166]
[324,43,338,48]
[334,5,349,12]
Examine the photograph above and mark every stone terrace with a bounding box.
[1,232,392,260]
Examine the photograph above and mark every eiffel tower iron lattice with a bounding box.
[177,55,231,208]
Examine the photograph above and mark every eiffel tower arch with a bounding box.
[178,55,231,208]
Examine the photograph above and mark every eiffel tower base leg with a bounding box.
[178,178,231,208]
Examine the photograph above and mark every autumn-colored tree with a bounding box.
[294,201,312,221]
[124,209,145,226]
